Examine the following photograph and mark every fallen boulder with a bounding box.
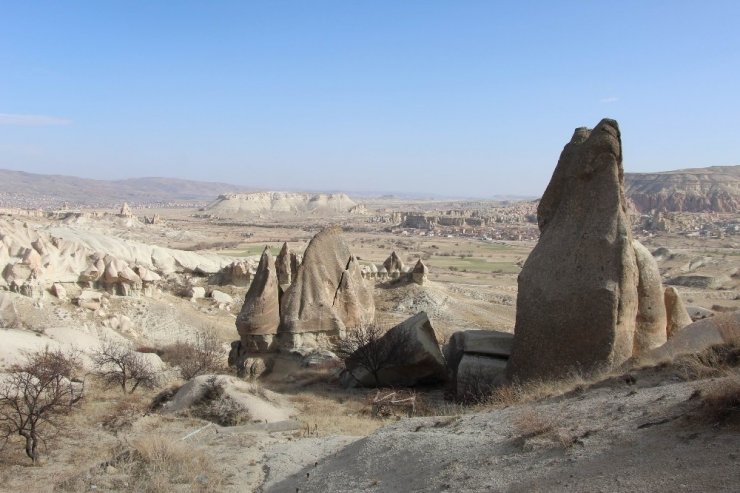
[340,311,446,388]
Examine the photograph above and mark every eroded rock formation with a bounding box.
[275,242,292,286]
[507,119,639,382]
[279,226,374,350]
[383,251,404,278]
[632,240,668,354]
[411,260,429,285]
[664,286,694,337]
[235,247,281,352]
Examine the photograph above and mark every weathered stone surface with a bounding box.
[507,119,638,382]
[77,290,103,310]
[443,331,466,378]
[383,251,404,274]
[341,311,446,387]
[187,286,206,301]
[666,275,728,289]
[228,341,274,378]
[461,330,514,357]
[411,259,429,285]
[646,312,740,361]
[51,283,67,300]
[279,227,374,346]
[236,247,280,342]
[457,355,507,400]
[275,242,292,286]
[686,305,714,321]
[211,289,232,305]
[632,240,668,354]
[664,287,694,337]
[444,329,513,397]
[290,253,301,281]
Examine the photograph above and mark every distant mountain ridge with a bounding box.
[0,166,738,212]
[0,169,253,208]
[624,165,739,213]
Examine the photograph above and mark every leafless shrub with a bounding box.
[0,347,83,463]
[189,376,250,426]
[161,333,225,380]
[335,323,415,387]
[96,390,151,433]
[92,340,159,393]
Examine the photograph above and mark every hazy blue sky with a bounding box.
[1,1,738,197]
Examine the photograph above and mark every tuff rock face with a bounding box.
[235,247,281,352]
[507,119,639,382]
[275,242,292,286]
[632,239,668,354]
[664,286,694,337]
[411,259,429,285]
[119,202,133,217]
[383,251,404,277]
[279,226,374,350]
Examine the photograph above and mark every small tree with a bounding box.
[92,341,159,393]
[335,323,414,387]
[0,348,83,463]
[162,333,225,380]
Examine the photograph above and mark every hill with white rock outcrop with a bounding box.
[201,192,361,217]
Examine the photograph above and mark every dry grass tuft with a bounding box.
[511,407,554,437]
[481,370,596,408]
[57,436,226,492]
[289,390,383,436]
[673,343,739,381]
[511,407,576,449]
[100,392,149,432]
[692,374,740,427]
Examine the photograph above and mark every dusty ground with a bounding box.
[266,356,740,492]
[0,205,738,492]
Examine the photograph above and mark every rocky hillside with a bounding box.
[0,169,252,208]
[202,192,359,217]
[625,165,739,213]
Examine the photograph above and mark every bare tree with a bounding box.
[92,340,159,393]
[0,348,84,463]
[162,332,225,380]
[335,323,415,387]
